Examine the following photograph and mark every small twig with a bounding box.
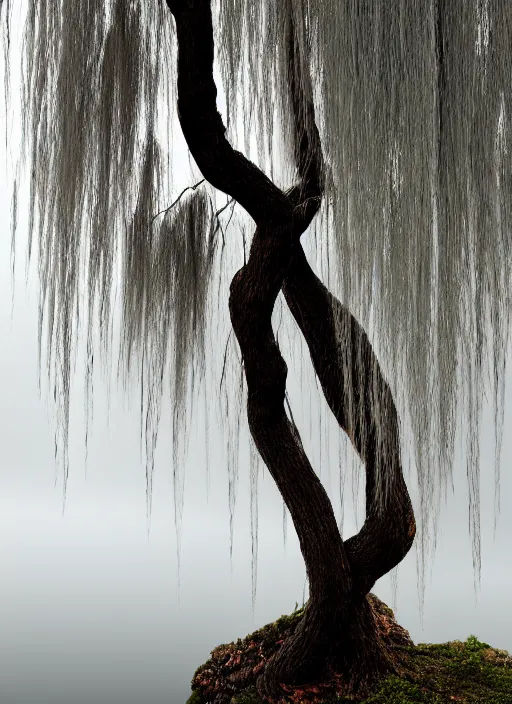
[152,183,238,255]
[224,198,236,232]
[241,225,247,265]
[215,198,235,218]
[219,329,234,394]
[214,198,236,247]
[150,178,205,224]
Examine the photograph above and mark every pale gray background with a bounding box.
[1,10,512,704]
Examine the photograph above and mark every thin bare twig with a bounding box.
[150,178,205,224]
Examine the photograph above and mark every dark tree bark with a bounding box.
[166,1,416,700]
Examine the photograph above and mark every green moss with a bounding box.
[362,674,444,703]
[185,689,204,704]
[385,635,512,704]
[230,685,266,703]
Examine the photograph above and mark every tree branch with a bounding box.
[166,0,353,606]
[151,178,205,224]
[282,248,416,594]
[166,0,293,227]
[283,4,325,206]
[279,1,416,595]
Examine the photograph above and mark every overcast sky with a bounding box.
[2,9,512,704]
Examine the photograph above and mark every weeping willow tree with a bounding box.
[2,0,512,700]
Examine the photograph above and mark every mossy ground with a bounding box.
[185,601,512,704]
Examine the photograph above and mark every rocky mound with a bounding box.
[186,593,512,704]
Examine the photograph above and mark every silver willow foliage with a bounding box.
[2,0,511,620]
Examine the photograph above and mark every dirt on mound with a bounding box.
[186,593,512,704]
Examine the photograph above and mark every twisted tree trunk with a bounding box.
[166,1,416,700]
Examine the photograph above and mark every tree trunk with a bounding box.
[227,274,412,698]
[166,1,416,700]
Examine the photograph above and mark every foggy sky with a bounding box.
[1,11,512,703]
